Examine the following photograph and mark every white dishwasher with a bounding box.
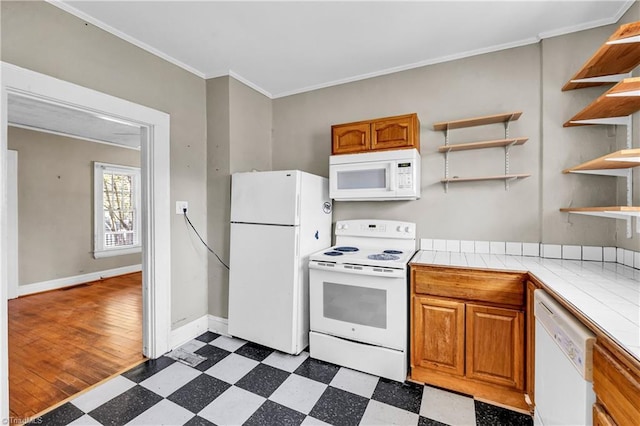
[534,289,596,426]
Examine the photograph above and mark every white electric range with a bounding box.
[308,219,416,382]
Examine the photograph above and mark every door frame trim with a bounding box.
[0,62,172,419]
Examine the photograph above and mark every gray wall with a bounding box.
[273,44,542,243]
[207,76,272,318]
[272,17,640,251]
[1,0,209,329]
[8,127,141,285]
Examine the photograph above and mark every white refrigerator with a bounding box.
[228,170,332,354]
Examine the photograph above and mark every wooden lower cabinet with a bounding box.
[592,342,640,426]
[413,296,465,376]
[410,265,528,411]
[466,304,524,390]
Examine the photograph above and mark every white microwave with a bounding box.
[329,148,421,201]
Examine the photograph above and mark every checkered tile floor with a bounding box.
[32,332,533,425]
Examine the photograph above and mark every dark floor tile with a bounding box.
[167,374,230,413]
[419,416,448,426]
[183,415,217,426]
[88,385,163,426]
[235,363,291,398]
[293,357,340,384]
[244,400,306,426]
[27,402,83,426]
[371,377,423,414]
[309,386,368,426]
[195,331,220,343]
[121,356,175,383]
[234,341,275,361]
[475,400,533,426]
[194,344,231,371]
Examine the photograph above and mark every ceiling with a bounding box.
[8,94,142,148]
[52,0,634,98]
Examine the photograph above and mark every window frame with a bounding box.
[93,161,142,258]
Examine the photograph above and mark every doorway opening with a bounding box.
[1,62,172,420]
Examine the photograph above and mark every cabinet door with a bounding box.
[371,114,419,151]
[332,122,371,154]
[466,304,524,390]
[413,296,465,376]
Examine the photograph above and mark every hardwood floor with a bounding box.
[8,272,145,419]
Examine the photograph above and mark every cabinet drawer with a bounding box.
[593,343,640,426]
[412,267,525,307]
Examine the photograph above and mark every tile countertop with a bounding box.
[410,250,640,362]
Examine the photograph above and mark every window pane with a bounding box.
[102,171,137,248]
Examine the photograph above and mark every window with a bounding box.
[94,162,141,258]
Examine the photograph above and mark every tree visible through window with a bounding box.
[94,162,141,258]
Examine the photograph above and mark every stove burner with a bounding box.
[383,250,403,255]
[368,253,400,261]
[334,246,359,252]
[324,251,343,256]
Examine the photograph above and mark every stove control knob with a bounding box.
[342,223,349,230]
[396,226,403,232]
[404,226,411,233]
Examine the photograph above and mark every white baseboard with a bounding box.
[208,315,229,336]
[170,315,209,350]
[18,264,142,297]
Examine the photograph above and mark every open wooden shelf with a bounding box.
[563,22,640,91]
[441,174,531,184]
[560,206,640,219]
[564,77,640,127]
[438,137,528,153]
[563,149,640,175]
[433,111,522,131]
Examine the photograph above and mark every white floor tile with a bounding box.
[269,374,327,414]
[210,335,247,352]
[126,399,193,426]
[360,400,419,426]
[71,375,136,412]
[198,385,265,425]
[139,362,201,397]
[301,415,333,426]
[67,414,102,425]
[262,350,309,373]
[205,352,259,384]
[420,385,476,426]
[329,367,379,399]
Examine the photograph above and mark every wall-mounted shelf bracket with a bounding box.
[568,116,631,126]
[569,73,629,85]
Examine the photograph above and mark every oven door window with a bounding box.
[323,282,386,329]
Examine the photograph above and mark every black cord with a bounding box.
[183,211,230,270]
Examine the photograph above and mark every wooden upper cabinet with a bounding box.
[465,304,525,390]
[413,296,465,376]
[332,122,371,154]
[331,113,420,155]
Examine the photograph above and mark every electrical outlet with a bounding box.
[176,201,188,214]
